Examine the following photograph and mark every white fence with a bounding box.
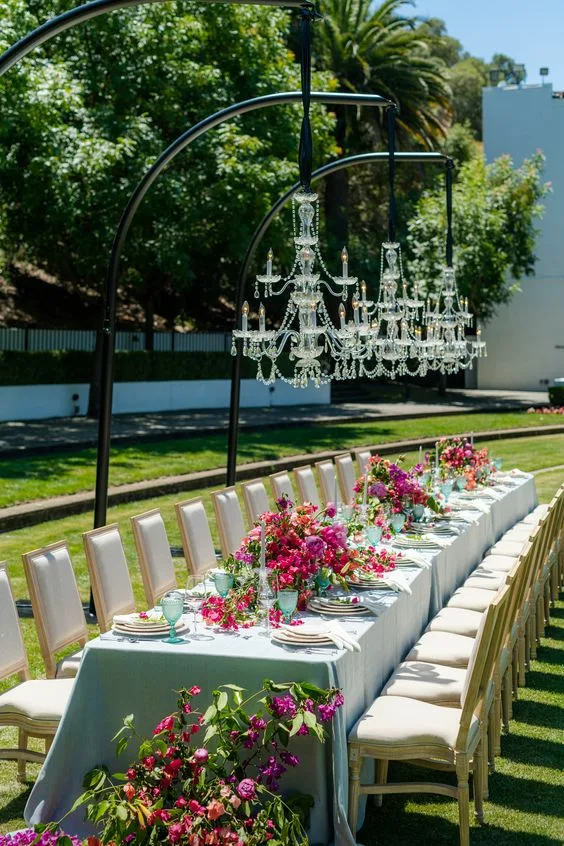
[0,327,232,353]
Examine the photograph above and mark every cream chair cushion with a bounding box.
[56,649,84,679]
[478,554,516,572]
[86,528,135,623]
[177,499,217,574]
[427,607,484,637]
[447,587,496,612]
[464,569,506,591]
[132,510,176,604]
[294,466,321,509]
[27,545,86,652]
[501,527,532,542]
[489,539,525,558]
[335,454,356,502]
[356,450,371,475]
[213,488,246,556]
[242,480,270,524]
[0,567,27,679]
[316,461,337,505]
[406,631,475,668]
[521,504,549,525]
[382,661,466,706]
[270,472,295,504]
[0,678,74,726]
[349,695,479,751]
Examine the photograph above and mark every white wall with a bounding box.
[480,84,564,390]
[0,380,331,422]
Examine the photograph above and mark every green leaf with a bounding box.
[217,691,228,711]
[303,710,317,728]
[221,683,245,691]
[203,704,217,723]
[289,713,304,737]
[116,804,128,821]
[203,724,218,744]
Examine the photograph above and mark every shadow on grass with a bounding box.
[0,782,31,829]
[500,732,564,770]
[512,698,564,730]
[521,669,564,695]
[485,770,564,817]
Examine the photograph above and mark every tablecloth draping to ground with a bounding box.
[25,475,537,845]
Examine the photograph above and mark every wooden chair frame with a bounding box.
[268,471,296,505]
[175,496,219,576]
[83,524,135,633]
[315,459,337,506]
[293,464,321,508]
[334,452,357,503]
[131,508,177,608]
[241,478,270,525]
[211,486,247,558]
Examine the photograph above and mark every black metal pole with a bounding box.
[446,158,455,267]
[387,105,398,243]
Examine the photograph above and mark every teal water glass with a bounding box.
[412,504,425,522]
[441,480,454,500]
[277,589,298,622]
[214,571,234,598]
[390,513,406,534]
[161,592,185,644]
[493,458,503,470]
[366,525,383,546]
[456,476,468,491]
[315,572,331,595]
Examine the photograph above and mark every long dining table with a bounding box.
[25,473,537,845]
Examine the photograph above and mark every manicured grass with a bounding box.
[0,412,562,509]
[0,433,562,837]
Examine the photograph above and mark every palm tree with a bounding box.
[315,0,452,244]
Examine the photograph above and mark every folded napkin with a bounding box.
[382,571,412,595]
[113,611,165,626]
[280,623,361,652]
[451,498,490,514]
[399,551,433,569]
[510,468,532,478]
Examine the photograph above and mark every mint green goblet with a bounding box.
[213,571,234,598]
[277,589,298,623]
[161,591,185,644]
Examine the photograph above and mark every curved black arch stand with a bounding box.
[226,150,453,484]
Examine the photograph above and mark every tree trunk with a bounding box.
[145,291,154,351]
[86,305,105,419]
[324,104,349,250]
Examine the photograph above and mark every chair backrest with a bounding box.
[269,471,296,506]
[212,487,247,557]
[459,586,509,743]
[241,478,270,525]
[176,497,217,576]
[294,465,321,509]
[22,541,88,677]
[131,509,177,608]
[316,460,338,506]
[83,525,136,633]
[0,563,29,682]
[355,449,372,476]
[335,453,357,503]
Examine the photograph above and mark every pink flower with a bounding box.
[326,502,337,518]
[188,799,205,814]
[123,782,135,800]
[189,685,201,696]
[193,748,209,764]
[153,714,175,735]
[207,798,226,820]
[236,778,257,800]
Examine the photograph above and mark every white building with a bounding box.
[479,83,564,390]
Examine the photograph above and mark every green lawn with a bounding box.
[0,432,562,837]
[0,411,562,509]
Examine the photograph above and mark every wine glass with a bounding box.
[161,591,185,644]
[186,574,214,641]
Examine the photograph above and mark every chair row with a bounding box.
[347,486,564,846]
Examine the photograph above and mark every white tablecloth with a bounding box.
[25,475,537,845]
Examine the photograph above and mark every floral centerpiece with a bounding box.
[34,680,343,846]
[353,455,440,526]
[232,498,356,607]
[347,547,400,583]
[436,437,492,487]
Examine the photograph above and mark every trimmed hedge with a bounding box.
[548,385,564,406]
[0,350,259,386]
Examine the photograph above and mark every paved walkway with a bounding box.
[0,388,548,456]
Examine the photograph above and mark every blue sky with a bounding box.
[412,0,564,89]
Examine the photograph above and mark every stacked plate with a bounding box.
[307,595,370,615]
[271,624,336,648]
[112,611,189,638]
[346,571,393,590]
[393,535,443,550]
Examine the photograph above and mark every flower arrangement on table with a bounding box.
[347,547,400,583]
[353,455,441,529]
[436,437,493,488]
[31,680,343,846]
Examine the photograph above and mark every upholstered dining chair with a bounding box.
[211,487,247,557]
[131,508,177,608]
[0,563,74,783]
[315,459,338,506]
[294,464,321,509]
[269,471,296,505]
[348,592,505,846]
[241,478,270,525]
[355,448,372,476]
[83,524,136,633]
[334,453,357,503]
[22,541,88,679]
[176,497,219,576]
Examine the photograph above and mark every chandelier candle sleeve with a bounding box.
[266,248,273,276]
[242,301,249,333]
[341,247,349,280]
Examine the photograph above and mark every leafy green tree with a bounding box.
[449,57,488,139]
[406,152,549,323]
[0,1,337,337]
[415,17,463,68]
[314,0,452,246]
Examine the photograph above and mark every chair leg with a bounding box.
[544,581,551,624]
[512,643,520,699]
[456,755,471,846]
[492,687,501,759]
[480,718,489,799]
[536,594,544,641]
[45,735,53,753]
[348,748,362,835]
[529,612,537,660]
[374,759,388,808]
[550,563,558,606]
[473,742,484,824]
[17,729,28,783]
[502,668,512,733]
